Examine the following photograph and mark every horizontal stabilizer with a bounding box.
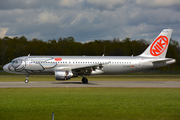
[152,58,176,67]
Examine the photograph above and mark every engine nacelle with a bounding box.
[55,70,73,80]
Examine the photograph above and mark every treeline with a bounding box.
[0,36,180,70]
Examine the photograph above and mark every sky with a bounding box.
[0,0,180,43]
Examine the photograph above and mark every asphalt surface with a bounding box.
[0,81,180,88]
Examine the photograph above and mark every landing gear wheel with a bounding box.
[25,79,29,83]
[25,73,29,83]
[82,77,88,84]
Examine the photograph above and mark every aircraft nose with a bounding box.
[3,64,10,72]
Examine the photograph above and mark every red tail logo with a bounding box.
[150,35,168,56]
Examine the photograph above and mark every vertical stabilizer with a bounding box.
[140,29,173,58]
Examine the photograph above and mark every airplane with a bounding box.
[3,29,176,84]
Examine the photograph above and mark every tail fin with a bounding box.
[140,29,173,58]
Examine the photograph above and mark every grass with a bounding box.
[0,74,180,82]
[0,88,180,120]
[0,75,180,119]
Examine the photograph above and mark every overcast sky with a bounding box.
[0,0,180,43]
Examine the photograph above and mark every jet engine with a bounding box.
[55,70,74,80]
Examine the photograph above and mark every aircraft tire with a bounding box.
[82,77,88,84]
[25,79,29,83]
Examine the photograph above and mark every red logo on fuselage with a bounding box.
[54,58,62,61]
[150,35,168,56]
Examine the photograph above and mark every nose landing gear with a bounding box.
[25,79,29,83]
[25,74,29,83]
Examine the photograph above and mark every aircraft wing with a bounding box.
[71,63,104,76]
[54,62,109,76]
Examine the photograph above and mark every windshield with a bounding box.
[10,61,18,64]
[12,60,22,68]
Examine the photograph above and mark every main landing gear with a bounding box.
[25,74,29,83]
[82,77,88,84]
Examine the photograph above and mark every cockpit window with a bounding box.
[12,60,22,68]
[10,61,18,64]
[14,61,18,64]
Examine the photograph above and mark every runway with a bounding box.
[0,81,180,88]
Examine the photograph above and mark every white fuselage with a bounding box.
[3,56,175,75]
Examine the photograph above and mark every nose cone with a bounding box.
[3,64,9,73]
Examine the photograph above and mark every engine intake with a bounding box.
[55,70,73,80]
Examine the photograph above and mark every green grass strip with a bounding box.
[0,88,180,120]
